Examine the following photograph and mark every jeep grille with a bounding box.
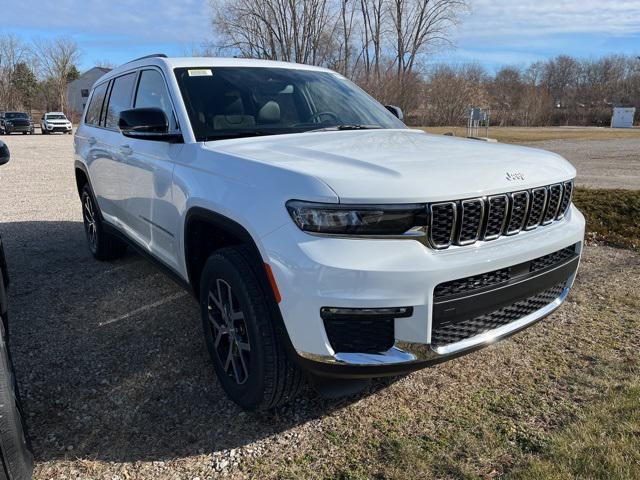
[428,181,573,249]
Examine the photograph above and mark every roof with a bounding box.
[100,56,333,84]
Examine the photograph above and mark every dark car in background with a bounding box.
[0,140,34,480]
[0,112,34,135]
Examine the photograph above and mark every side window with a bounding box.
[134,70,175,128]
[85,82,108,126]
[104,72,137,129]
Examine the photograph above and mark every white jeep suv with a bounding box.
[74,55,585,410]
[41,112,73,134]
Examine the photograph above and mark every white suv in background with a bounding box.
[41,112,73,134]
[74,55,585,410]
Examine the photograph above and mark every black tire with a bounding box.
[0,281,33,480]
[80,184,127,261]
[41,130,46,135]
[200,246,303,410]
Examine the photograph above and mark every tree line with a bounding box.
[209,0,639,126]
[0,34,80,115]
[3,5,639,128]
[419,55,640,127]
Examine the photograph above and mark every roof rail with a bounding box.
[126,53,168,64]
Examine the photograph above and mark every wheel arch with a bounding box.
[74,161,91,199]
[183,207,268,301]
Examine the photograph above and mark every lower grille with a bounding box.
[434,244,578,300]
[530,246,576,273]
[323,317,395,353]
[431,282,565,347]
[434,268,510,298]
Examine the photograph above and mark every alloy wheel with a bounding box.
[207,279,251,385]
[83,194,98,250]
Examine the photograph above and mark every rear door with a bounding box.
[77,80,121,220]
[94,71,139,233]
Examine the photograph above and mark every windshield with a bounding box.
[46,114,66,120]
[174,67,404,141]
[6,112,29,119]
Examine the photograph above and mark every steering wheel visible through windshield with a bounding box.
[173,66,405,141]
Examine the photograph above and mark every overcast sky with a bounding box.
[1,0,639,72]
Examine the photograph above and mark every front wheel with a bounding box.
[200,247,303,410]
[80,184,127,260]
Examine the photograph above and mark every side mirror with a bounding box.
[0,141,9,166]
[119,108,182,143]
[385,105,404,121]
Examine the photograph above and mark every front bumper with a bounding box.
[45,124,72,132]
[5,125,32,133]
[263,205,586,378]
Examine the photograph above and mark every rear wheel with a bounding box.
[81,184,127,261]
[200,246,303,410]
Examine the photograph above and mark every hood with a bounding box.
[46,119,70,124]
[205,129,576,203]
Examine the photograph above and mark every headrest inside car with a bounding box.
[258,101,281,124]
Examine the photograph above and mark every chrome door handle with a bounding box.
[119,145,133,156]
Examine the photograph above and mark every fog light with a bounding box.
[320,306,413,320]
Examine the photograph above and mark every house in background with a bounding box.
[66,67,111,119]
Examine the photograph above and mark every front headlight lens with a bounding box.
[286,200,427,235]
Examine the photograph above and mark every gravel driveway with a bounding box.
[523,137,640,190]
[0,134,638,479]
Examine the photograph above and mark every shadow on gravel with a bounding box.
[2,220,394,462]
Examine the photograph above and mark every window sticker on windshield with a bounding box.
[188,69,213,77]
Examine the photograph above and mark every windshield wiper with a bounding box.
[309,124,383,132]
[201,130,276,141]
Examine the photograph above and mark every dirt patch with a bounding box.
[523,138,640,190]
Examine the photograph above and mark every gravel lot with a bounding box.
[523,137,640,190]
[0,133,638,479]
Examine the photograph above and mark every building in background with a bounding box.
[611,106,636,129]
[66,67,111,119]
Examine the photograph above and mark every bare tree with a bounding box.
[211,0,336,65]
[0,34,33,110]
[33,36,81,113]
[388,0,467,78]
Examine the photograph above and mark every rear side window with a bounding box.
[85,82,108,126]
[104,72,137,129]
[134,70,176,129]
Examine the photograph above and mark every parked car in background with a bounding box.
[0,112,34,135]
[75,55,585,410]
[41,112,73,135]
[0,140,34,480]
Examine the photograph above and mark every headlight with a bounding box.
[286,200,427,235]
[5,121,12,126]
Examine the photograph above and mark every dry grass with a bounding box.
[574,188,640,251]
[509,378,640,480]
[420,126,640,144]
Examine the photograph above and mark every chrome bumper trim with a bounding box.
[297,286,570,367]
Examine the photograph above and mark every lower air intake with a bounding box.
[431,282,566,347]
